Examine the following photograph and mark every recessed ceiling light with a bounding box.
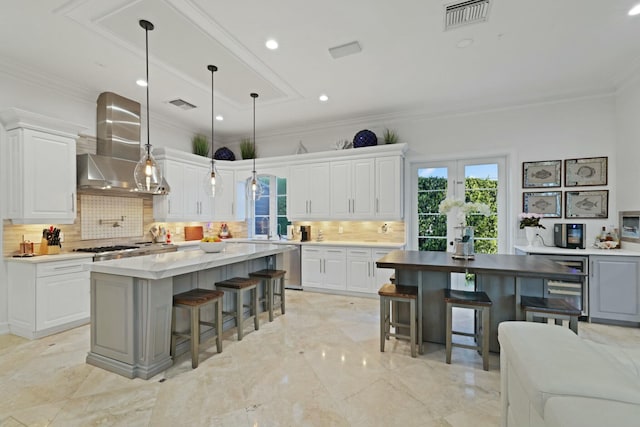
[319,94,329,102]
[629,4,640,15]
[457,38,474,48]
[216,115,224,121]
[265,39,279,50]
[136,79,147,87]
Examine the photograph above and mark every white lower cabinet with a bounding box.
[303,245,398,295]
[590,255,640,323]
[301,246,346,290]
[346,248,395,294]
[7,258,92,339]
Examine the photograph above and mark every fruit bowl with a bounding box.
[199,241,226,253]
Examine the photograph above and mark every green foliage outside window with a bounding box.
[418,176,498,253]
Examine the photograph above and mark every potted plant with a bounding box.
[383,128,399,144]
[240,138,256,159]
[518,212,545,246]
[192,134,209,157]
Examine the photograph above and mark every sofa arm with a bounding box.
[545,396,640,427]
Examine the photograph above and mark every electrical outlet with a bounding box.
[59,232,64,243]
[176,227,183,235]
[338,226,343,234]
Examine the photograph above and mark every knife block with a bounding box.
[39,238,60,255]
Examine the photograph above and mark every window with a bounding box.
[252,175,288,238]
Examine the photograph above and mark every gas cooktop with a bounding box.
[75,243,177,261]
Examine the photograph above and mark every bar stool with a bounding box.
[171,288,224,369]
[215,277,260,340]
[248,269,286,322]
[444,289,492,371]
[378,283,420,358]
[521,296,580,334]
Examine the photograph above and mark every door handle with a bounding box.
[71,193,75,212]
[168,199,171,214]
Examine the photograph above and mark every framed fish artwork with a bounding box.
[523,191,562,217]
[522,160,561,188]
[565,157,607,187]
[565,190,608,218]
[620,211,640,243]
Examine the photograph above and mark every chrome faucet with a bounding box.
[277,223,283,240]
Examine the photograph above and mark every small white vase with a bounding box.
[525,227,538,246]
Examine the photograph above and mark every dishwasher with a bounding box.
[283,244,302,290]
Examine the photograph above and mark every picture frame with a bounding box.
[619,211,640,243]
[522,160,561,188]
[564,157,608,187]
[565,190,608,218]
[523,191,562,217]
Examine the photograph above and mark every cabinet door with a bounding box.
[330,161,352,217]
[308,163,331,218]
[375,156,403,219]
[372,249,395,292]
[323,248,347,290]
[12,129,76,223]
[351,159,375,218]
[591,256,640,322]
[213,169,236,220]
[156,160,185,220]
[289,165,310,218]
[183,163,202,219]
[302,247,324,287]
[346,248,372,293]
[36,271,90,330]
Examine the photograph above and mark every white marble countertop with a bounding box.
[174,238,404,249]
[514,245,640,257]
[89,242,297,280]
[5,252,94,263]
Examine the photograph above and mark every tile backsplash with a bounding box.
[81,195,143,240]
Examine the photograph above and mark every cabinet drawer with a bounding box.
[37,260,89,277]
[347,248,371,258]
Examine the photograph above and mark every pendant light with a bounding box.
[133,19,163,193]
[203,64,222,198]
[247,92,263,201]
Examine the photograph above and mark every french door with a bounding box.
[411,157,506,254]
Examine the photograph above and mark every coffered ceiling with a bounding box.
[2,0,640,140]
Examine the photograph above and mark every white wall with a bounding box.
[0,121,7,334]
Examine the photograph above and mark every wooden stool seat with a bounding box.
[171,288,223,369]
[249,269,286,322]
[521,296,580,334]
[215,277,260,340]
[444,289,492,371]
[378,283,420,358]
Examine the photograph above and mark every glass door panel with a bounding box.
[417,167,449,251]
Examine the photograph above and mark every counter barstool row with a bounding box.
[170,269,286,369]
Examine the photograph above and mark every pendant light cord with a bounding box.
[140,20,154,159]
[208,65,217,166]
[251,93,258,174]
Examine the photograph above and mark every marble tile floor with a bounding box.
[1,290,640,427]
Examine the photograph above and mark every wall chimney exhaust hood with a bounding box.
[77,92,169,194]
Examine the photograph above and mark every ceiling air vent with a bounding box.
[168,98,197,110]
[445,0,491,30]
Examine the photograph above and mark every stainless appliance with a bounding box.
[76,92,170,194]
[554,223,585,249]
[75,243,177,261]
[540,254,588,318]
[300,226,311,242]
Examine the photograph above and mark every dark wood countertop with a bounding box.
[376,250,584,279]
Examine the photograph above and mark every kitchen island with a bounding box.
[376,250,585,352]
[86,243,296,379]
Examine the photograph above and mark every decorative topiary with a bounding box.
[213,146,236,161]
[192,134,209,156]
[240,138,256,159]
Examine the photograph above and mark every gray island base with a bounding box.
[376,250,585,352]
[86,243,296,379]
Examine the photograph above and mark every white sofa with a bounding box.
[498,321,640,427]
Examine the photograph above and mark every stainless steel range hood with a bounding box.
[77,92,169,195]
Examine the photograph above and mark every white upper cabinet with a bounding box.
[153,148,213,222]
[375,156,403,219]
[213,168,245,222]
[0,109,84,224]
[330,159,375,219]
[288,163,330,220]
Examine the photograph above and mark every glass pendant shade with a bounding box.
[203,158,223,198]
[246,171,264,201]
[134,145,163,192]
